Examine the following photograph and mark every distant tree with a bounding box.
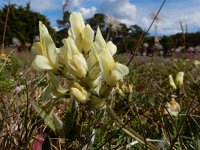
[128,25,144,37]
[144,36,155,56]
[86,13,106,32]
[0,3,54,48]
[171,33,183,48]
[56,11,71,47]
[160,36,174,56]
[126,25,145,53]
[57,11,71,29]
[55,28,68,47]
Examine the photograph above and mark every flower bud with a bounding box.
[194,60,200,66]
[70,82,89,103]
[114,83,123,96]
[169,75,177,90]
[121,84,128,93]
[176,72,184,89]
[128,84,133,93]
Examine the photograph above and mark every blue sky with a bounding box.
[1,0,200,35]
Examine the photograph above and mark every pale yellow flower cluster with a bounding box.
[169,72,184,90]
[32,12,129,105]
[167,72,184,116]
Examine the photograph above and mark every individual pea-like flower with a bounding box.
[98,46,129,87]
[194,60,200,66]
[68,12,94,55]
[87,27,117,81]
[164,98,181,116]
[176,72,184,89]
[32,22,59,71]
[169,75,177,90]
[169,72,184,90]
[70,82,89,104]
[92,27,117,56]
[61,37,88,78]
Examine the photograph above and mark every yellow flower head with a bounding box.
[0,53,10,62]
[1,53,6,58]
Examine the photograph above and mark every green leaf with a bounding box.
[48,71,68,97]
[52,113,64,137]
[32,102,56,133]
[41,85,54,100]
[64,99,77,138]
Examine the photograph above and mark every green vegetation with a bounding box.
[0,3,200,150]
[0,53,200,149]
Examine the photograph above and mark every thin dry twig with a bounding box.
[1,1,10,54]
[127,0,166,66]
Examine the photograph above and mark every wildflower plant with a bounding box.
[169,72,184,91]
[164,72,184,117]
[31,12,166,150]
[30,11,150,147]
[32,12,129,103]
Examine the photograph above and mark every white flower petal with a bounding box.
[98,48,115,85]
[62,37,88,78]
[32,55,53,70]
[70,55,88,78]
[169,75,177,90]
[107,41,117,56]
[39,21,49,57]
[43,34,58,67]
[111,63,129,81]
[69,12,85,38]
[176,72,184,88]
[95,27,106,49]
[70,83,88,103]
[82,24,94,55]
[69,12,85,51]
[87,43,99,70]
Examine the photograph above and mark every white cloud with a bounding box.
[30,0,60,12]
[69,0,83,8]
[99,0,136,26]
[157,6,200,35]
[79,6,96,18]
[133,1,200,35]
[141,17,149,28]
